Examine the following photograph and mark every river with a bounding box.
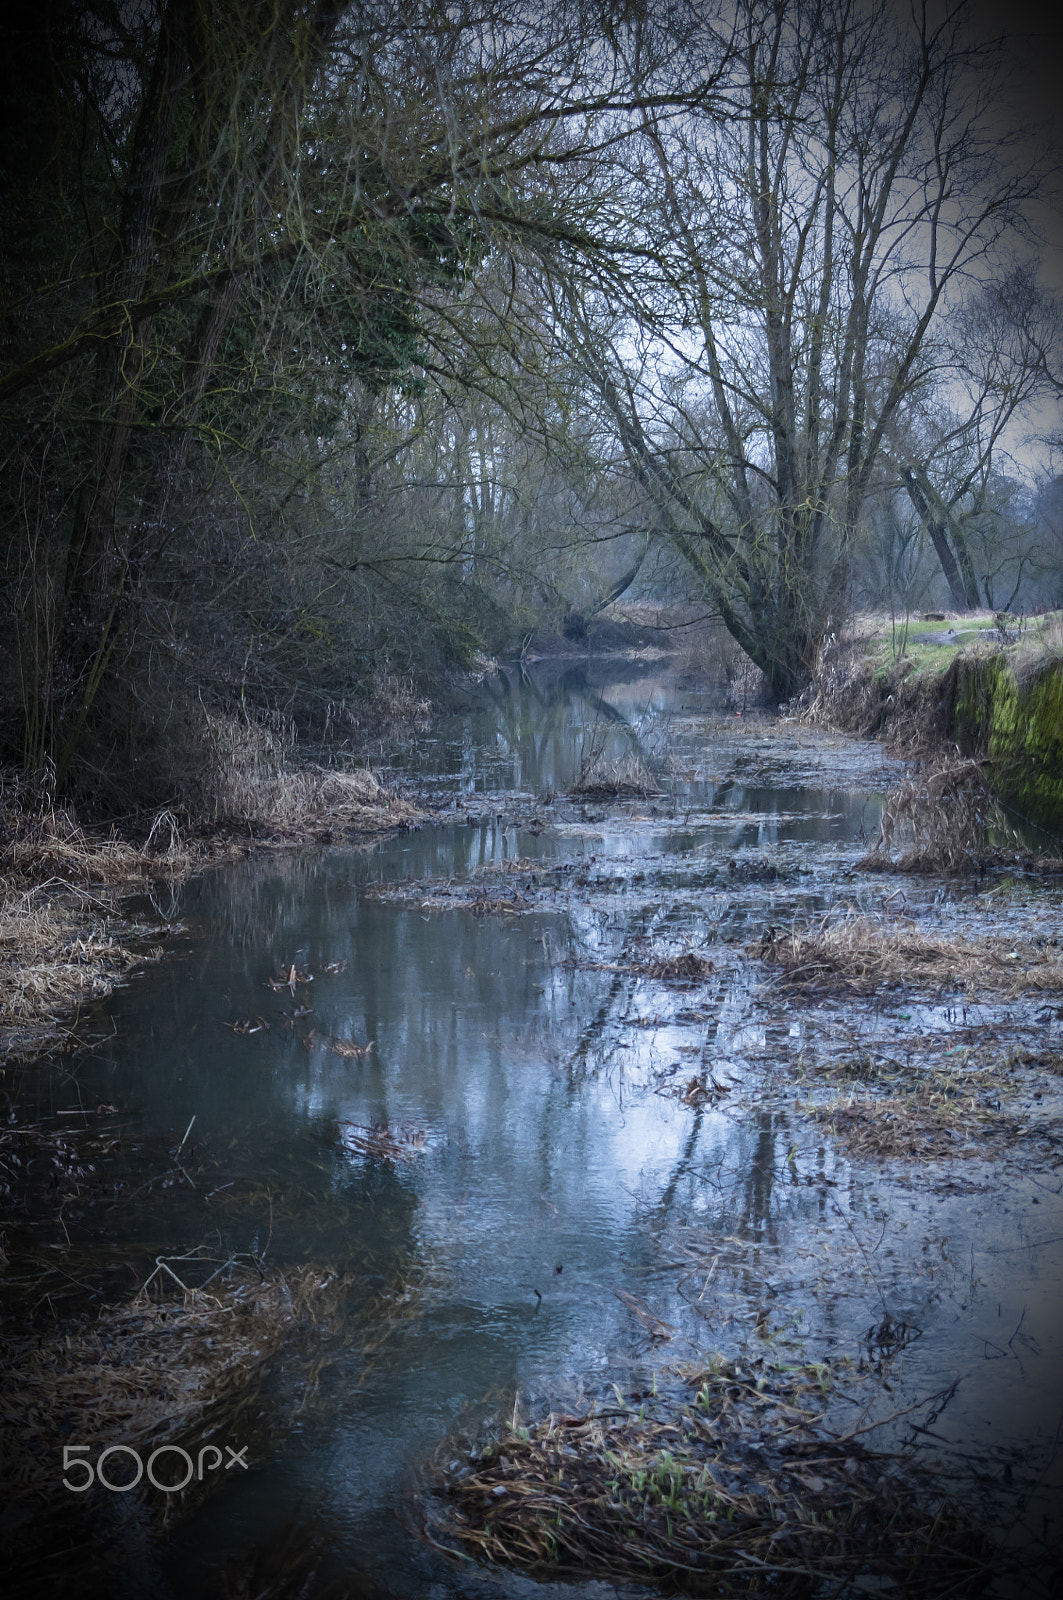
[13,656,1063,1597]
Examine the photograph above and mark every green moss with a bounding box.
[950,655,1063,835]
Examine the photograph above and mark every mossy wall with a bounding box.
[946,654,1063,836]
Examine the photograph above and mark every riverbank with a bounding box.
[4,652,1063,1598]
[0,763,431,1064]
[801,610,1063,849]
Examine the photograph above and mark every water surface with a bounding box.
[32,658,1063,1596]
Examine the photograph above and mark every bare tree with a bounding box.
[890,266,1061,610]
[557,0,1041,698]
[0,0,720,796]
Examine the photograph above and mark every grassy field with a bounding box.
[850,609,1063,682]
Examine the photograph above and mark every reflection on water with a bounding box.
[31,659,1063,1596]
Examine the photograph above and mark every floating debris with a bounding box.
[468,892,533,916]
[267,964,314,993]
[338,1122,427,1162]
[219,1016,270,1035]
[612,1287,675,1341]
[308,1031,374,1058]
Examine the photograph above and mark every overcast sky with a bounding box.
[960,0,1063,288]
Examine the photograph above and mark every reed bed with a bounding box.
[416,1357,993,1595]
[757,915,1063,996]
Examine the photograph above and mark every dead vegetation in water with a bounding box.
[727,853,784,881]
[580,950,716,984]
[362,877,535,915]
[309,1030,374,1058]
[859,757,1016,874]
[0,894,171,1058]
[0,749,424,1062]
[757,915,1063,996]
[568,751,662,800]
[0,1250,355,1506]
[0,1107,125,1259]
[415,1357,993,1596]
[229,760,423,838]
[183,710,425,837]
[809,1080,1012,1160]
[335,1122,427,1162]
[221,1519,395,1600]
[0,782,191,1055]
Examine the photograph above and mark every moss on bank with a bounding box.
[946,653,1063,835]
[804,617,1063,840]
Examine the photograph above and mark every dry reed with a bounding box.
[757,915,1063,996]
[859,757,1013,873]
[568,750,662,800]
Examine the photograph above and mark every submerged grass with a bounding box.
[415,1356,993,1596]
[757,915,1063,996]
[809,1081,1009,1160]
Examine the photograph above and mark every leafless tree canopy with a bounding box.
[1,0,1058,801]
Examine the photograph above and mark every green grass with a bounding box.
[856,610,1052,683]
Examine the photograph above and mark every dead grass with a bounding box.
[0,894,170,1056]
[0,1251,354,1506]
[757,915,1063,996]
[200,714,423,833]
[568,750,662,800]
[809,1081,1010,1160]
[859,756,1015,873]
[415,1357,993,1595]
[0,744,427,1062]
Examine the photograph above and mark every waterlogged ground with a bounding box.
[7,656,1063,1597]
